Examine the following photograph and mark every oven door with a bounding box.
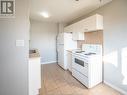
[72,54,88,77]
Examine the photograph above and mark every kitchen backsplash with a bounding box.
[77,31,103,48]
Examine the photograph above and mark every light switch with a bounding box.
[16,40,24,47]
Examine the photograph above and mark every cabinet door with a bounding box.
[84,14,103,32]
[84,15,96,32]
[57,45,64,68]
[77,20,86,32]
[72,32,84,40]
[72,32,78,40]
[72,23,84,40]
[29,58,41,95]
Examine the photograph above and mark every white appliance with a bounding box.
[72,44,102,88]
[57,32,77,70]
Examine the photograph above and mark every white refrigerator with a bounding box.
[57,32,77,70]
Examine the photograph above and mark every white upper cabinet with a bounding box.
[64,14,103,40]
[83,14,103,32]
[72,23,85,40]
[72,31,84,40]
[64,22,85,40]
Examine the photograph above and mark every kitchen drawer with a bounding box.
[72,69,88,87]
[72,63,88,77]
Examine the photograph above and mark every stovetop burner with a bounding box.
[84,53,96,55]
[75,51,85,53]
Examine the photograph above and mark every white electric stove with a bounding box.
[72,44,102,88]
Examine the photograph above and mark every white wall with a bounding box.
[70,0,127,94]
[0,0,29,95]
[30,20,58,64]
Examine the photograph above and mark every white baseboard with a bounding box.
[104,81,127,95]
[41,61,57,64]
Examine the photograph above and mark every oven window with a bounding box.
[75,58,84,67]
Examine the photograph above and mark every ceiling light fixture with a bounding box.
[40,12,50,18]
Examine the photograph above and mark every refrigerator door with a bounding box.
[57,44,64,69]
[57,33,64,45]
[57,32,77,70]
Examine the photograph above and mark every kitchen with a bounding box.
[29,0,127,95]
[0,0,127,95]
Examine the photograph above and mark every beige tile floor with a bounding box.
[40,63,122,95]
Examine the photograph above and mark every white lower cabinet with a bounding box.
[72,69,88,87]
[72,54,102,88]
[29,57,41,95]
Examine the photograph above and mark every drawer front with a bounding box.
[72,62,88,77]
[72,55,88,77]
[72,69,88,87]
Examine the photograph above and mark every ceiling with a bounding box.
[30,0,112,23]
